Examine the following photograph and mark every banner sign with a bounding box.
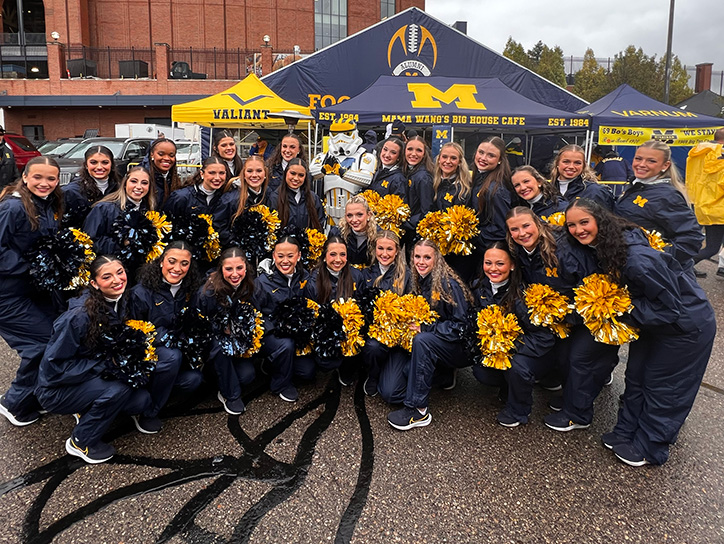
[598,126,721,147]
[431,125,452,158]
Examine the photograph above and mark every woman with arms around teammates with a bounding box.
[276,158,326,231]
[266,133,307,192]
[211,130,243,181]
[614,140,702,274]
[360,230,411,400]
[472,242,556,427]
[62,146,121,227]
[565,198,715,466]
[35,255,151,464]
[387,239,474,431]
[0,157,63,426]
[83,166,157,256]
[511,165,568,220]
[549,144,614,210]
[128,241,203,432]
[505,206,618,432]
[254,235,312,402]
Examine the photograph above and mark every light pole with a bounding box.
[663,0,675,104]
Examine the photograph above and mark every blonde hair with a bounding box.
[550,144,598,183]
[339,193,378,241]
[433,142,472,202]
[505,206,559,271]
[371,230,407,295]
[637,140,688,200]
[411,239,473,308]
[232,155,270,221]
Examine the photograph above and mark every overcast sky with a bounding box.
[426,0,722,88]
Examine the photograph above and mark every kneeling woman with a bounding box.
[36,256,151,464]
[387,239,474,430]
[473,242,556,427]
[254,235,312,401]
[128,241,203,432]
[565,199,716,466]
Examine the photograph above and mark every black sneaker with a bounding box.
[337,368,354,387]
[694,267,707,278]
[537,376,563,391]
[601,431,628,451]
[363,376,378,397]
[604,373,614,386]
[387,407,431,430]
[613,442,650,467]
[278,385,299,403]
[544,411,590,432]
[547,395,563,412]
[132,415,163,434]
[0,395,39,427]
[217,392,246,415]
[440,368,458,391]
[65,436,116,464]
[496,409,522,428]
[717,268,724,278]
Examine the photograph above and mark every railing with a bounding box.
[1,32,46,45]
[64,46,155,79]
[168,48,310,79]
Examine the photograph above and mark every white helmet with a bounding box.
[328,120,362,157]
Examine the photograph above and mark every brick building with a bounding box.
[0,0,423,141]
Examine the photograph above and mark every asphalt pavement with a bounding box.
[1,263,723,543]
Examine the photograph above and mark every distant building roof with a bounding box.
[675,90,724,118]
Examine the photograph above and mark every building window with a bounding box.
[22,125,44,144]
[381,0,395,19]
[314,0,347,50]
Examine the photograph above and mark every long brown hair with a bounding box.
[202,247,255,305]
[0,156,63,230]
[98,165,157,211]
[211,129,243,179]
[474,136,513,220]
[371,230,407,295]
[277,158,322,230]
[77,145,121,202]
[505,206,559,270]
[315,235,354,304]
[411,239,473,308]
[232,155,270,222]
[549,144,597,183]
[403,135,434,176]
[84,255,127,349]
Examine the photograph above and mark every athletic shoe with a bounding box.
[547,395,563,412]
[387,407,432,430]
[65,436,116,464]
[613,442,650,467]
[337,368,354,387]
[278,385,299,403]
[0,395,39,427]
[694,267,707,278]
[544,411,590,432]
[217,391,246,415]
[496,409,523,428]
[73,413,81,425]
[601,431,628,451]
[363,376,378,397]
[132,415,163,434]
[717,268,724,278]
[537,376,563,391]
[440,368,458,391]
[604,373,614,386]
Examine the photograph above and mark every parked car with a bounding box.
[175,139,202,180]
[56,137,152,186]
[3,133,41,171]
[37,138,84,157]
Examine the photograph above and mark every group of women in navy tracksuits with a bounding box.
[0,135,715,469]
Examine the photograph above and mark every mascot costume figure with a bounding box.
[310,120,377,226]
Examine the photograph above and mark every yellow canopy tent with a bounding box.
[171,74,312,128]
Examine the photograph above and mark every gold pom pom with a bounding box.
[524,283,572,339]
[368,291,437,351]
[574,273,639,345]
[306,228,327,265]
[241,309,265,358]
[476,305,523,370]
[543,212,566,226]
[642,228,668,252]
[359,190,380,208]
[125,319,158,362]
[360,191,410,236]
[416,206,479,255]
[145,211,172,262]
[67,228,96,289]
[249,204,281,251]
[332,298,366,356]
[199,214,221,261]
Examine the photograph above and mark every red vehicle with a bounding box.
[3,133,41,171]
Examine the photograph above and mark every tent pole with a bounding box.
[527,135,533,166]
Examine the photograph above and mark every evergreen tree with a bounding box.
[657,55,694,104]
[503,37,530,68]
[538,45,567,87]
[574,48,608,102]
[527,40,544,70]
[606,45,659,97]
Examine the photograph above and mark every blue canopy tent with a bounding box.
[263,8,585,115]
[315,76,591,133]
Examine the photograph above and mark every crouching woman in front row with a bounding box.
[387,239,474,430]
[36,256,151,464]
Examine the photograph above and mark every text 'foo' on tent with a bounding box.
[172,74,312,128]
[314,76,592,133]
[578,84,724,148]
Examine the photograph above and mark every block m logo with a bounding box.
[407,84,486,110]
